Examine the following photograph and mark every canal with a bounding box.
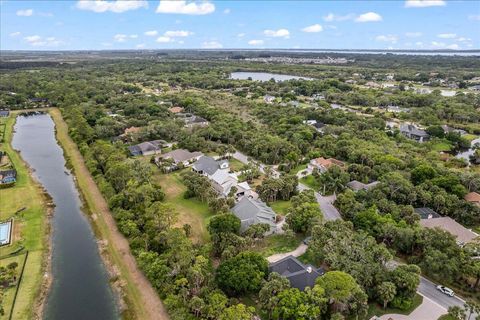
[12,114,118,320]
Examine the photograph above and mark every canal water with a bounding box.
[456,137,480,163]
[12,114,118,320]
[230,71,313,81]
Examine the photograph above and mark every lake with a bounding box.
[230,71,314,82]
[12,114,118,320]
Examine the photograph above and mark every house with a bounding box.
[386,105,409,113]
[347,180,379,192]
[469,84,480,91]
[400,124,430,143]
[311,93,325,101]
[0,169,17,185]
[365,81,381,89]
[128,140,164,156]
[308,157,345,173]
[263,95,276,104]
[313,122,326,133]
[303,120,317,126]
[155,149,203,170]
[235,181,258,200]
[185,115,209,128]
[209,169,239,196]
[420,217,478,245]
[441,125,467,136]
[0,110,9,117]
[288,101,300,108]
[120,126,141,141]
[168,106,184,114]
[414,207,441,220]
[192,156,229,177]
[465,192,480,207]
[231,197,278,233]
[269,256,324,291]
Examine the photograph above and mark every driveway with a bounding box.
[298,182,342,221]
[267,243,308,263]
[379,295,446,320]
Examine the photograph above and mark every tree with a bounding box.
[259,272,291,317]
[271,287,326,320]
[286,202,322,233]
[208,214,241,236]
[317,166,349,195]
[447,306,466,320]
[316,271,365,310]
[410,164,437,185]
[219,304,256,320]
[216,251,268,295]
[377,282,396,309]
[204,291,228,319]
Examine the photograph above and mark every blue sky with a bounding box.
[1,0,479,50]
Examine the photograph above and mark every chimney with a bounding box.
[306,266,312,273]
[428,214,433,219]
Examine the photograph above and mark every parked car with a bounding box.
[436,285,454,297]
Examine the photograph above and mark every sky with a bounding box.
[1,0,479,51]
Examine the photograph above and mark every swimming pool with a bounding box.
[0,219,12,246]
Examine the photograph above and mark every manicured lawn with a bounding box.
[229,158,245,172]
[290,163,307,175]
[153,169,214,243]
[0,113,48,320]
[253,234,303,258]
[0,254,27,320]
[431,141,452,152]
[269,200,292,216]
[300,175,320,190]
[463,134,478,142]
[438,315,455,320]
[364,294,423,319]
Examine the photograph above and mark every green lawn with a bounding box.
[431,141,453,152]
[300,175,320,191]
[269,200,292,216]
[463,134,478,142]
[229,158,245,172]
[290,163,308,175]
[0,113,48,320]
[253,234,303,258]
[364,294,423,319]
[438,315,455,320]
[153,169,214,243]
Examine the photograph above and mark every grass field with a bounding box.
[430,141,452,152]
[153,169,214,243]
[229,158,245,172]
[269,200,292,216]
[0,114,48,320]
[253,234,303,257]
[300,175,321,190]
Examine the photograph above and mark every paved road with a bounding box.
[418,277,466,311]
[379,296,446,320]
[298,182,342,221]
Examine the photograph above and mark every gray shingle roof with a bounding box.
[269,256,324,290]
[400,124,429,137]
[231,197,277,232]
[159,149,203,163]
[414,207,441,219]
[193,156,221,176]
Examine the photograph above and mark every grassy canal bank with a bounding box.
[48,108,168,320]
[0,112,49,320]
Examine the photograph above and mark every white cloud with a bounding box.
[415,41,424,47]
[223,8,230,14]
[24,35,62,47]
[164,30,193,37]
[76,1,148,13]
[145,30,158,36]
[437,33,456,39]
[38,12,54,17]
[375,34,398,43]
[446,44,460,50]
[355,12,383,22]
[405,32,422,37]
[17,9,33,16]
[130,34,138,39]
[237,33,246,38]
[156,0,215,15]
[456,37,471,42]
[136,43,146,49]
[156,36,172,43]
[430,41,460,50]
[405,0,446,8]
[323,13,355,22]
[248,39,264,46]
[10,32,21,37]
[302,24,323,33]
[202,41,223,49]
[468,14,480,21]
[264,29,290,38]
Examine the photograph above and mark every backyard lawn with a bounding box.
[154,169,214,243]
[253,233,303,258]
[300,175,321,190]
[269,200,292,216]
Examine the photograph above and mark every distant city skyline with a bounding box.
[1,0,479,51]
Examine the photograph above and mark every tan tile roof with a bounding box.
[465,192,480,204]
[420,217,478,244]
[312,157,345,169]
[169,106,184,113]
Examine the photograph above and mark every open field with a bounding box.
[0,114,47,320]
[269,200,292,216]
[48,108,168,320]
[153,169,214,243]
